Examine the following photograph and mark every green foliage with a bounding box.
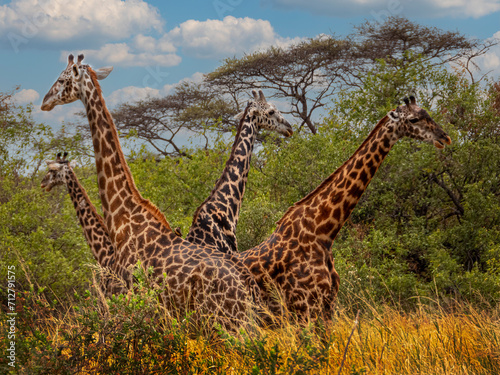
[0,177,94,299]
[226,56,500,309]
[0,98,96,301]
[2,272,226,374]
[128,133,235,235]
[320,58,500,309]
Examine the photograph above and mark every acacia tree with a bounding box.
[103,18,496,146]
[348,16,497,86]
[107,82,238,158]
[206,16,495,134]
[206,37,352,134]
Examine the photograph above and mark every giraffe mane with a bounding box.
[190,104,251,225]
[275,114,391,226]
[87,67,172,232]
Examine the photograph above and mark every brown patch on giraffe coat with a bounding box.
[332,207,342,221]
[342,199,353,217]
[302,217,315,233]
[98,176,106,191]
[332,192,344,204]
[113,207,130,229]
[95,157,102,172]
[104,162,112,178]
[315,222,331,236]
[107,179,118,198]
[109,196,122,213]
[292,219,301,238]
[101,138,112,158]
[359,169,368,184]
[378,145,389,157]
[316,203,332,223]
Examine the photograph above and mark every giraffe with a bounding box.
[186,90,293,254]
[239,96,452,320]
[40,54,266,329]
[40,152,126,297]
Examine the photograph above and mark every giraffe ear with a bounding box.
[69,160,77,168]
[77,54,84,65]
[234,111,245,120]
[95,67,113,80]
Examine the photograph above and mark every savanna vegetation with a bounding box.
[1,17,500,374]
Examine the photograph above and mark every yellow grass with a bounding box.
[218,304,500,374]
[4,286,500,374]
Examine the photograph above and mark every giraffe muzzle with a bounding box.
[41,95,55,111]
[434,135,452,149]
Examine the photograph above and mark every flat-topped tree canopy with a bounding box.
[205,16,495,134]
[352,16,490,65]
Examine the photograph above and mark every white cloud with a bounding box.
[32,101,82,127]
[133,34,176,54]
[105,86,161,107]
[476,31,500,80]
[83,16,302,66]
[105,72,205,107]
[430,0,500,18]
[11,88,39,104]
[61,43,181,67]
[165,16,303,59]
[262,0,500,18]
[0,0,163,48]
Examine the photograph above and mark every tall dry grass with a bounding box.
[1,268,499,374]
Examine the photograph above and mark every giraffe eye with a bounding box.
[409,118,419,123]
[269,110,275,116]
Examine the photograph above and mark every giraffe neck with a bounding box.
[273,115,398,250]
[64,168,116,268]
[81,68,172,245]
[187,109,258,253]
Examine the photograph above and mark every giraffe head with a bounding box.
[41,54,113,111]
[41,152,77,192]
[235,90,293,137]
[388,96,452,149]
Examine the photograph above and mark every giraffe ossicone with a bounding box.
[239,96,451,321]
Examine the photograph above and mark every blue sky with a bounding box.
[1,0,499,128]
